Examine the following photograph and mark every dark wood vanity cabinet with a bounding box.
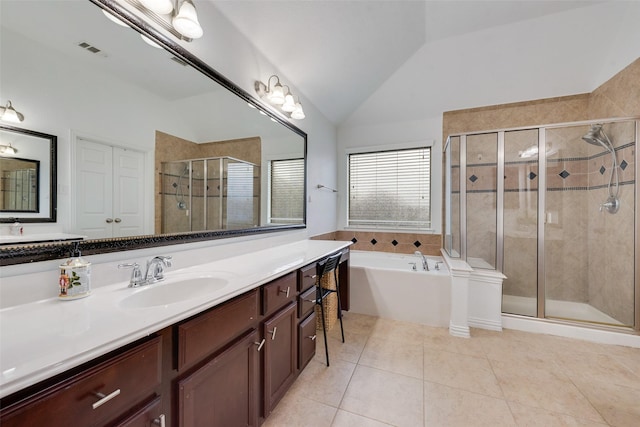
[0,248,350,427]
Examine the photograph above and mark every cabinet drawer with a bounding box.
[116,395,163,427]
[298,285,316,319]
[178,289,258,371]
[297,263,317,292]
[298,311,317,371]
[262,272,296,317]
[1,337,162,427]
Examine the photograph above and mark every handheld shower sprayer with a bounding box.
[582,124,619,214]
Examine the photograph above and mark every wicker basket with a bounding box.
[315,273,338,331]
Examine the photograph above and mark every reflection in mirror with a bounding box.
[0,157,39,212]
[0,0,306,263]
[0,125,56,223]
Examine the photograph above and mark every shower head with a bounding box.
[582,124,614,152]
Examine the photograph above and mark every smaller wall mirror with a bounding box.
[0,125,56,223]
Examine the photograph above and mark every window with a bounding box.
[269,158,304,224]
[348,147,431,229]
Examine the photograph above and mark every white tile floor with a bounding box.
[263,312,640,427]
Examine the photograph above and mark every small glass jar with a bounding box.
[59,255,92,300]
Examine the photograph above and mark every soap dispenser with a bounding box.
[59,243,92,300]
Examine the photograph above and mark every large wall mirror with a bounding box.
[0,0,306,265]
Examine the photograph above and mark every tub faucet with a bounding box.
[414,251,429,271]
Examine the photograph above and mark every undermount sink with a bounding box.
[119,276,230,309]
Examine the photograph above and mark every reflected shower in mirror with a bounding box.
[0,0,306,263]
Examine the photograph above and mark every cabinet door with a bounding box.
[263,302,297,416]
[177,329,260,427]
[298,311,317,371]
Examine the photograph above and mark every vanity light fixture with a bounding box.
[0,143,17,155]
[0,101,24,123]
[116,0,204,42]
[255,75,306,120]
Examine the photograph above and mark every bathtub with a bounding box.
[349,251,451,327]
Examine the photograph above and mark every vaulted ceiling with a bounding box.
[211,0,626,126]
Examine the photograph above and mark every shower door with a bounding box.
[543,121,636,326]
[502,129,539,317]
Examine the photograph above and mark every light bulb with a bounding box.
[139,0,174,15]
[291,102,305,120]
[281,94,296,112]
[141,34,162,48]
[269,83,285,105]
[173,0,203,39]
[102,10,129,27]
[0,101,24,123]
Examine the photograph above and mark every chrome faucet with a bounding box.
[145,256,172,284]
[118,255,172,287]
[414,251,429,271]
[118,262,145,287]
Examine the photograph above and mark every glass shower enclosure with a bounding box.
[444,118,639,329]
[161,157,260,233]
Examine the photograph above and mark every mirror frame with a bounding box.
[0,124,57,224]
[0,0,307,266]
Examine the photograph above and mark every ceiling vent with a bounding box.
[77,42,108,58]
[170,56,188,67]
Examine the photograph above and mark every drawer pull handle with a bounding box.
[91,389,121,409]
[279,286,290,298]
[153,414,166,427]
[269,327,277,340]
[255,339,266,352]
[306,298,318,304]
[304,274,317,279]
[308,334,317,341]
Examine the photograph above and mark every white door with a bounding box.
[112,147,145,237]
[75,139,145,239]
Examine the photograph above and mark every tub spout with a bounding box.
[414,251,429,271]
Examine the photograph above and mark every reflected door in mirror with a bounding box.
[75,139,145,239]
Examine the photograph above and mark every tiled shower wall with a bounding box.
[312,231,442,256]
[443,57,639,325]
[154,131,261,233]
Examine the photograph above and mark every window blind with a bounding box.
[270,158,304,223]
[349,147,431,228]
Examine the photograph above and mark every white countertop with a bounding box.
[0,239,350,398]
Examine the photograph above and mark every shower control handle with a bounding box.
[599,196,620,214]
